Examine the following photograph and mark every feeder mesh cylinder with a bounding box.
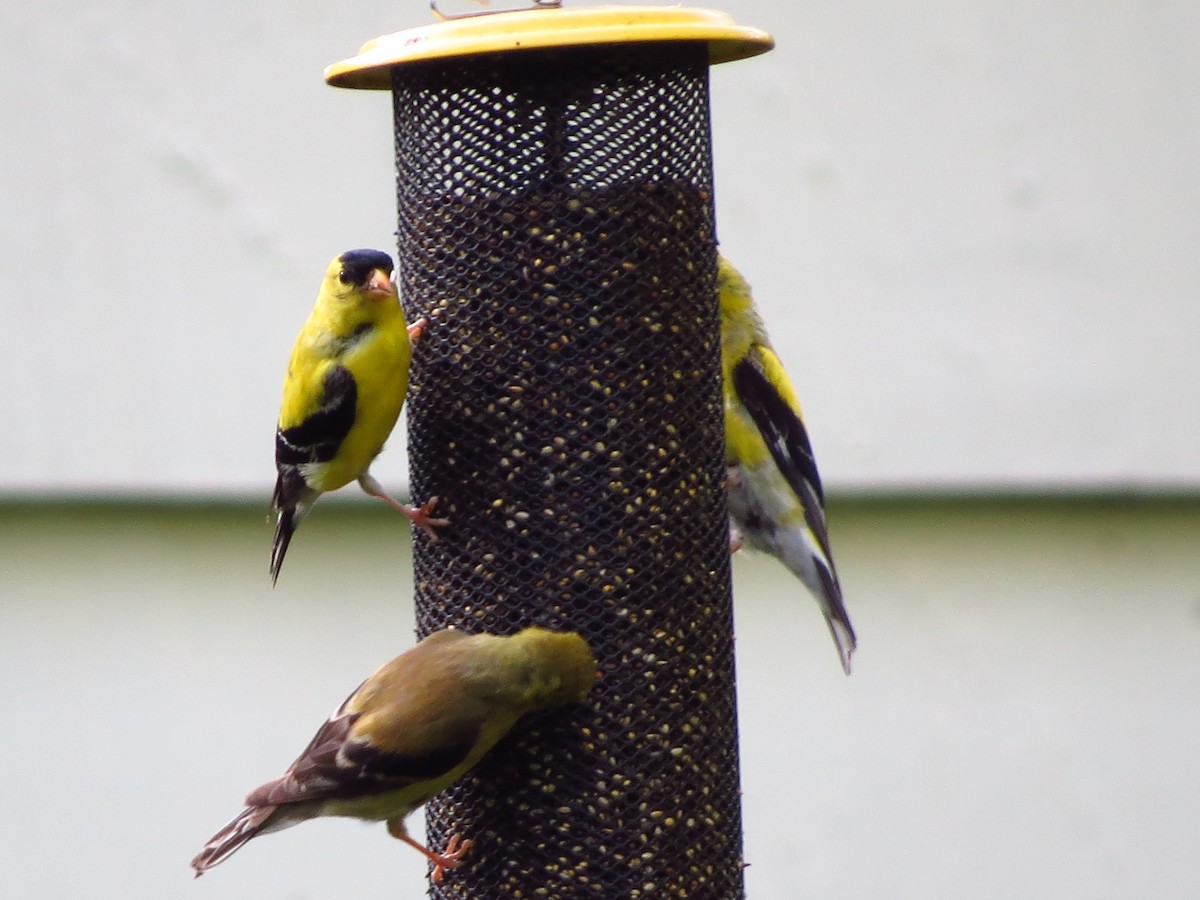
[394,42,743,899]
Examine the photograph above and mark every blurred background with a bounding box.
[2,1,1198,898]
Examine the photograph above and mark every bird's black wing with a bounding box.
[338,724,481,794]
[731,355,826,507]
[275,365,358,467]
[247,713,481,806]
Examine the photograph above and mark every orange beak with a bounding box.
[365,268,395,299]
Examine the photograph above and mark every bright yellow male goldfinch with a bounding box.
[191,627,597,883]
[719,255,857,674]
[271,249,446,582]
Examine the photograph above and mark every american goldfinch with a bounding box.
[271,248,447,582]
[718,255,857,674]
[191,626,597,882]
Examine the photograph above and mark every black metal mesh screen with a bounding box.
[393,42,742,899]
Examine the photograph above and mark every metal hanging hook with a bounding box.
[431,0,561,22]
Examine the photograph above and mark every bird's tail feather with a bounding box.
[191,805,277,877]
[270,468,312,584]
[813,559,857,676]
[824,612,857,676]
[270,508,296,585]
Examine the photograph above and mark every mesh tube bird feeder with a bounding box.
[327,7,772,897]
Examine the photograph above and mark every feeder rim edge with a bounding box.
[324,5,774,90]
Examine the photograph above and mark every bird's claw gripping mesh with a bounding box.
[394,42,744,898]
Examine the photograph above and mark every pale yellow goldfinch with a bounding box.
[719,255,857,674]
[191,626,597,883]
[271,249,446,582]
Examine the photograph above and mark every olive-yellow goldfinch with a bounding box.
[191,626,597,882]
[271,249,446,582]
[719,255,857,674]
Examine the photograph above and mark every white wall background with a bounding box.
[3,8,1199,899]
[2,1,1196,497]
[2,500,1198,900]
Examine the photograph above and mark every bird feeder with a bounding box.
[327,5,772,897]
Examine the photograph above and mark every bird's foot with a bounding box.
[402,496,449,541]
[728,525,744,554]
[725,462,743,490]
[391,824,474,883]
[429,833,475,883]
[407,316,429,343]
[358,474,448,539]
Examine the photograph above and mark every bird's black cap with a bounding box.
[337,249,394,286]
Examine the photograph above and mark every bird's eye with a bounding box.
[338,268,354,285]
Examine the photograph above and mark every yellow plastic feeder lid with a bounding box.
[325,5,774,90]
